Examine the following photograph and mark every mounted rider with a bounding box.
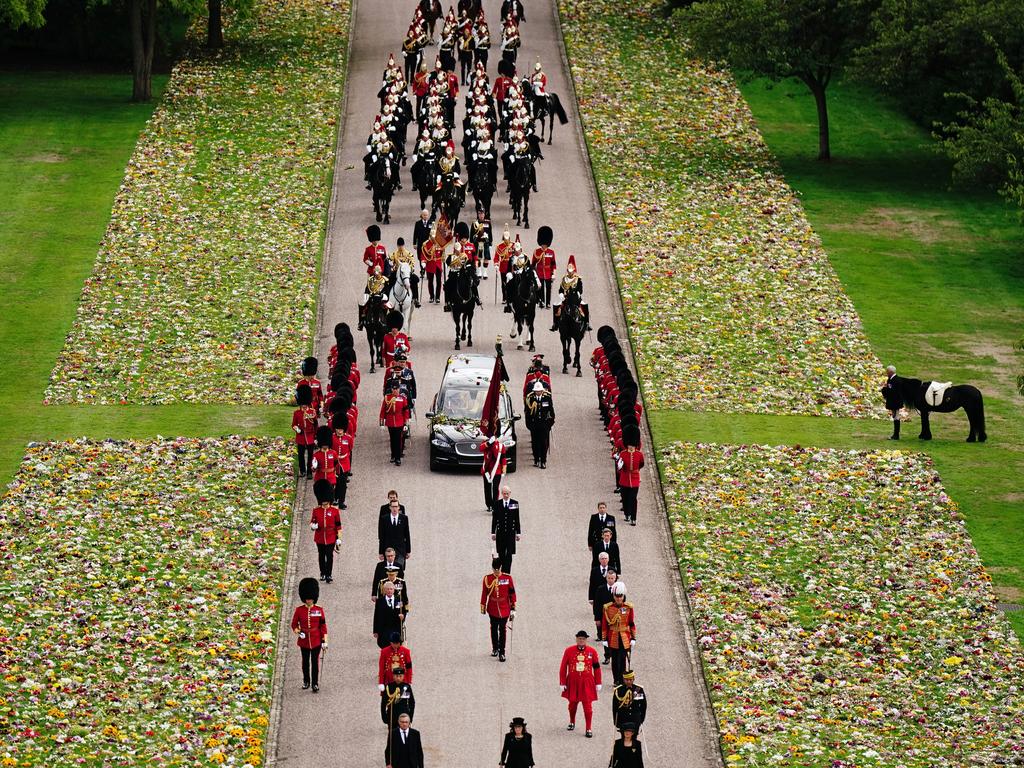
[550,254,591,331]
[436,144,463,188]
[508,234,541,304]
[500,15,520,66]
[390,237,422,309]
[443,240,483,311]
[410,129,436,193]
[359,265,390,331]
[364,124,401,191]
[473,12,491,70]
[505,129,538,194]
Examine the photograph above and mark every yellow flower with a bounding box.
[943,656,963,666]
[209,752,226,764]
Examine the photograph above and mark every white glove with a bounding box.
[596,684,602,692]
[293,426,301,434]
[299,632,307,639]
[630,639,636,647]
[602,641,608,647]
[420,262,427,269]
[310,523,319,530]
[379,684,385,692]
[560,685,566,692]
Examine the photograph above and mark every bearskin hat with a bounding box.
[622,425,642,447]
[387,310,404,330]
[296,384,313,406]
[366,224,381,242]
[454,221,470,239]
[338,346,357,365]
[313,479,335,504]
[498,59,515,78]
[330,412,349,432]
[596,325,616,344]
[537,225,553,248]
[301,356,318,376]
[299,576,320,603]
[334,322,350,343]
[606,350,625,370]
[329,391,352,415]
[316,425,334,448]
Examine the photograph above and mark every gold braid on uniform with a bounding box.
[613,685,634,708]
[386,685,403,708]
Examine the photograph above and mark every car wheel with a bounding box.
[429,446,440,472]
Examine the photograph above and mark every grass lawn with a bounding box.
[703,77,1024,634]
[0,71,287,491]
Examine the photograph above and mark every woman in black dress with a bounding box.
[499,716,534,767]
[609,723,644,768]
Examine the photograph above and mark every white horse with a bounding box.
[389,260,414,333]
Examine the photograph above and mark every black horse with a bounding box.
[412,153,438,211]
[469,161,496,219]
[363,294,389,372]
[369,157,396,224]
[521,78,568,144]
[881,375,987,442]
[509,156,533,229]
[507,266,539,352]
[447,267,477,350]
[433,175,466,228]
[557,292,587,376]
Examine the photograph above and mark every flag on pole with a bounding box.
[479,342,508,437]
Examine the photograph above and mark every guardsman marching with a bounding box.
[298,356,323,414]
[524,380,555,468]
[550,254,591,331]
[364,224,388,275]
[611,670,647,731]
[310,479,342,583]
[380,380,412,465]
[481,557,517,661]
[292,577,328,692]
[330,417,353,509]
[616,426,644,525]
[532,226,556,307]
[479,433,507,511]
[382,310,412,369]
[378,632,414,689]
[381,667,416,729]
[601,582,636,685]
[292,384,318,477]
[559,629,602,737]
[311,425,340,488]
[421,235,444,304]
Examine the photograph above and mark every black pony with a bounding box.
[507,266,539,352]
[433,175,465,228]
[881,375,987,442]
[412,153,438,212]
[447,267,477,350]
[469,161,496,219]
[557,291,587,376]
[363,294,389,372]
[369,156,396,224]
[509,156,533,228]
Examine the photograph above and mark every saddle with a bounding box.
[925,381,952,407]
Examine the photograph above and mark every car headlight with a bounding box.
[431,435,453,448]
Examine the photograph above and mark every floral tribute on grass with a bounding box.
[0,438,293,766]
[46,0,350,405]
[662,442,1024,765]
[560,0,883,418]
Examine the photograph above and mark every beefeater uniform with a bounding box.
[481,571,516,656]
[379,643,414,686]
[559,642,602,731]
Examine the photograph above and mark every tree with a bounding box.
[676,0,879,160]
[206,0,252,49]
[1,0,46,28]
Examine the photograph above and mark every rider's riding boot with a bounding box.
[550,305,558,332]
[531,169,538,193]
[357,305,365,331]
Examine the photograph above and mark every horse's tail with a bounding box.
[552,94,568,124]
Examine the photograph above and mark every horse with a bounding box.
[363,293,389,372]
[433,174,466,228]
[507,266,539,352]
[412,153,438,211]
[557,292,587,376]
[388,260,414,333]
[509,156,533,229]
[469,160,496,219]
[881,375,987,442]
[446,267,477,350]
[369,156,396,224]
[521,78,569,144]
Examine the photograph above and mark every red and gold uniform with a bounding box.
[523,368,551,398]
[480,571,516,618]
[310,502,342,546]
[311,445,339,485]
[297,375,323,414]
[292,405,317,446]
[364,242,387,274]
[559,641,602,731]
[291,603,327,649]
[380,391,412,463]
[379,643,414,686]
[616,445,644,524]
[531,246,556,281]
[382,330,411,370]
[495,237,514,275]
[601,599,637,683]
[421,239,444,274]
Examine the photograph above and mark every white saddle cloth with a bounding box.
[925,381,952,407]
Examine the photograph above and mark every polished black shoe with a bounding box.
[326,576,333,583]
[491,649,499,657]
[585,730,593,738]
[319,574,326,581]
[499,653,506,662]
[503,305,512,313]
[549,324,557,332]
[312,685,319,694]
[566,724,575,731]
[302,681,310,689]
[414,301,422,308]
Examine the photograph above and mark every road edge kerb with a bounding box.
[550,1,725,763]
[265,0,358,760]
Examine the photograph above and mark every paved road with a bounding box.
[268,0,721,765]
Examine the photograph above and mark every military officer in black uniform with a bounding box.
[611,670,647,731]
[381,667,416,728]
[524,380,555,468]
[490,484,522,573]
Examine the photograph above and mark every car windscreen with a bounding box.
[439,384,510,420]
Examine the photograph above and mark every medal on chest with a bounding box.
[575,652,586,672]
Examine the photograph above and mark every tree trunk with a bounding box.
[208,0,224,49]
[802,75,831,161]
[130,0,157,102]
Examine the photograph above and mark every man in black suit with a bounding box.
[588,551,612,602]
[385,713,424,768]
[590,528,621,574]
[371,549,406,601]
[587,500,617,551]
[379,498,412,569]
[379,490,407,519]
[591,566,618,664]
[374,580,406,648]
[490,485,521,573]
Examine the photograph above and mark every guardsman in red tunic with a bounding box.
[311,426,339,486]
[380,382,412,465]
[480,557,517,661]
[616,426,644,525]
[382,310,412,370]
[363,224,388,275]
[310,480,342,582]
[331,419,354,509]
[291,577,328,692]
[559,629,602,737]
[531,225,556,307]
[601,582,637,685]
[479,434,507,511]
[291,384,318,478]
[297,356,323,414]
[378,633,414,688]
[522,354,551,398]
[454,221,477,268]
[420,237,444,304]
[494,224,514,307]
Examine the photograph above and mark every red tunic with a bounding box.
[332,432,354,473]
[479,440,507,477]
[413,71,430,97]
[380,394,411,428]
[291,604,327,649]
[382,331,411,369]
[459,239,477,266]
[559,644,602,703]
[297,376,323,413]
[601,602,637,649]
[310,503,342,545]
[364,243,387,274]
[523,370,551,398]
[311,447,339,484]
[379,645,414,684]
[492,75,513,102]
[422,239,444,274]
[480,573,516,618]
[616,448,644,488]
[494,240,514,274]
[532,247,556,280]
[291,406,318,445]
